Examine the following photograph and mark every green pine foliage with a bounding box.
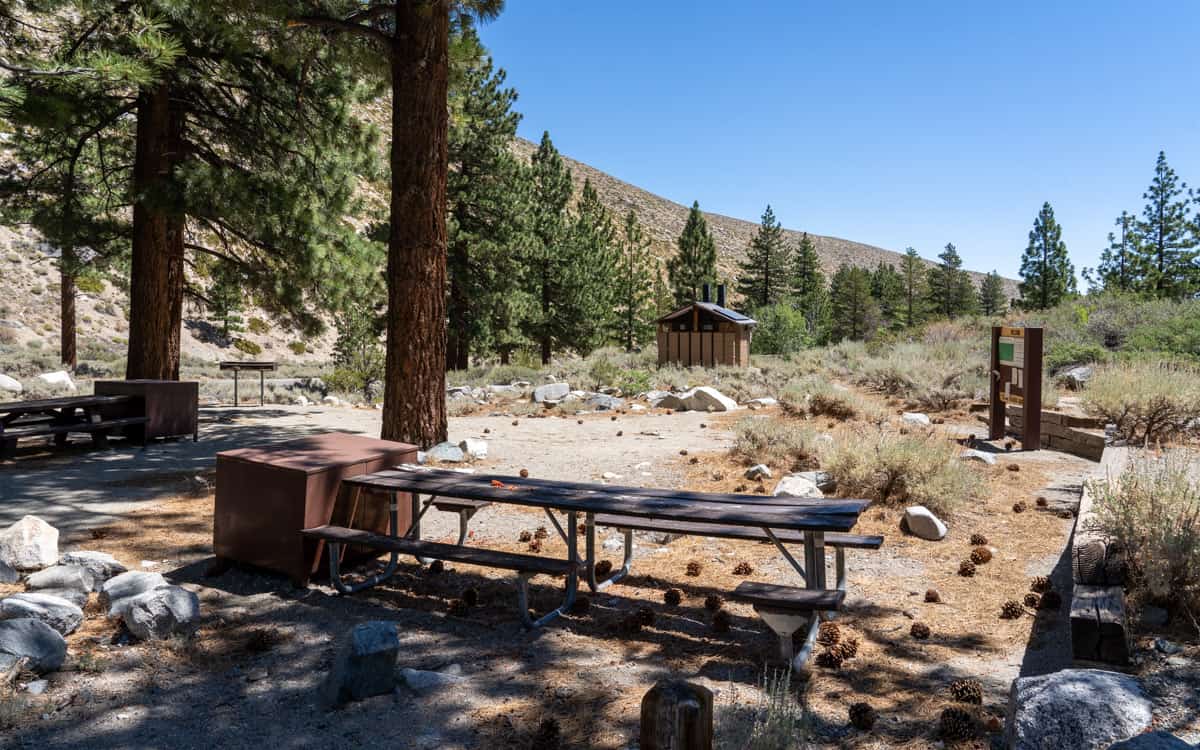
[789,232,830,343]
[611,211,657,351]
[1134,151,1196,299]
[978,271,1007,315]
[750,303,810,355]
[564,178,619,355]
[652,261,675,317]
[329,299,385,400]
[667,200,717,306]
[926,243,977,319]
[869,262,906,331]
[1018,201,1076,309]
[736,204,791,309]
[445,32,527,369]
[899,248,927,328]
[522,131,575,364]
[1085,212,1139,293]
[206,262,245,336]
[829,265,879,342]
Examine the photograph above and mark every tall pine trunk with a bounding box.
[381,1,448,447]
[126,83,185,380]
[59,251,76,369]
[540,263,551,365]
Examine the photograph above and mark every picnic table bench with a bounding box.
[301,466,880,670]
[0,394,148,459]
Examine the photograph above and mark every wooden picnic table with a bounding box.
[302,466,877,669]
[218,360,276,407]
[0,394,147,459]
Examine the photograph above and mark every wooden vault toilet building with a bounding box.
[657,284,756,367]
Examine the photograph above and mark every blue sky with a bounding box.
[478,1,1200,280]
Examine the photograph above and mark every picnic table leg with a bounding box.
[259,370,265,406]
[327,487,401,594]
[585,512,633,592]
[803,531,827,590]
[517,510,578,629]
[233,370,239,407]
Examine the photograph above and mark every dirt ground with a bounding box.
[0,399,1166,750]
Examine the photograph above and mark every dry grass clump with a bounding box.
[822,428,983,516]
[841,333,987,412]
[780,377,885,422]
[1084,362,1200,443]
[1091,452,1200,610]
[731,416,818,471]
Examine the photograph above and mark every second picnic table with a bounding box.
[302,466,880,671]
[0,394,147,459]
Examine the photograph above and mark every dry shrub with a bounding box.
[1090,451,1200,610]
[1083,362,1200,444]
[823,428,983,516]
[731,416,818,471]
[779,377,885,422]
[847,337,987,411]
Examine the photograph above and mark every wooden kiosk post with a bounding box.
[988,325,1043,449]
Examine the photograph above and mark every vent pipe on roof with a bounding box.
[702,283,711,303]
[717,284,726,308]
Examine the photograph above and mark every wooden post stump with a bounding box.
[640,679,713,750]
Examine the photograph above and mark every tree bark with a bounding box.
[381,1,448,447]
[126,83,185,380]
[59,252,77,369]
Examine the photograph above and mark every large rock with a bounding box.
[586,394,623,411]
[0,618,67,674]
[458,438,488,460]
[25,565,94,595]
[0,373,21,394]
[1061,366,1094,391]
[59,551,127,590]
[902,505,947,541]
[35,370,76,392]
[1006,669,1152,750]
[123,585,200,640]
[99,570,167,617]
[532,382,570,404]
[1108,732,1193,750]
[746,397,777,409]
[0,593,84,636]
[744,464,772,481]
[959,449,998,465]
[426,442,465,463]
[901,412,931,426]
[321,621,400,706]
[772,474,824,498]
[398,665,467,694]
[0,516,59,571]
[658,387,739,413]
[33,588,87,607]
[789,470,836,493]
[643,390,673,406]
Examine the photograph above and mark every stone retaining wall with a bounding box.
[1007,406,1106,461]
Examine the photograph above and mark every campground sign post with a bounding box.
[988,325,1044,449]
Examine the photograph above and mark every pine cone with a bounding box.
[663,588,683,606]
[816,622,841,646]
[925,588,941,603]
[618,614,643,634]
[427,559,445,574]
[635,606,656,627]
[970,546,993,565]
[462,587,479,607]
[1030,576,1051,593]
[448,598,469,616]
[528,538,543,553]
[704,594,724,612]
[970,533,989,546]
[570,595,591,615]
[849,701,876,730]
[712,609,732,633]
[940,707,975,740]
[959,560,977,577]
[534,526,549,540]
[1012,501,1027,513]
[834,636,860,660]
[686,560,703,577]
[1039,590,1062,610]
[950,678,983,704]
[1000,599,1024,619]
[1036,495,1048,507]
[910,622,931,640]
[732,561,754,575]
[1024,593,1041,608]
[518,530,532,543]
[594,560,613,578]
[815,648,843,669]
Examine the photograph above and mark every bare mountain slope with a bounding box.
[512,138,1017,297]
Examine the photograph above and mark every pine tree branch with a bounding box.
[286,15,393,49]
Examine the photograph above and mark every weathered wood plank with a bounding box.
[1071,584,1129,665]
[641,680,714,750]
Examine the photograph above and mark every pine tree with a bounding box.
[522,131,574,364]
[789,232,830,343]
[735,204,791,309]
[1084,212,1139,293]
[978,271,1007,315]
[1134,151,1196,299]
[652,261,674,317]
[870,262,905,331]
[331,298,386,401]
[926,243,976,318]
[667,200,717,305]
[899,248,927,328]
[206,263,245,336]
[611,211,656,351]
[562,178,618,355]
[829,265,879,342]
[445,31,525,369]
[1018,202,1075,309]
